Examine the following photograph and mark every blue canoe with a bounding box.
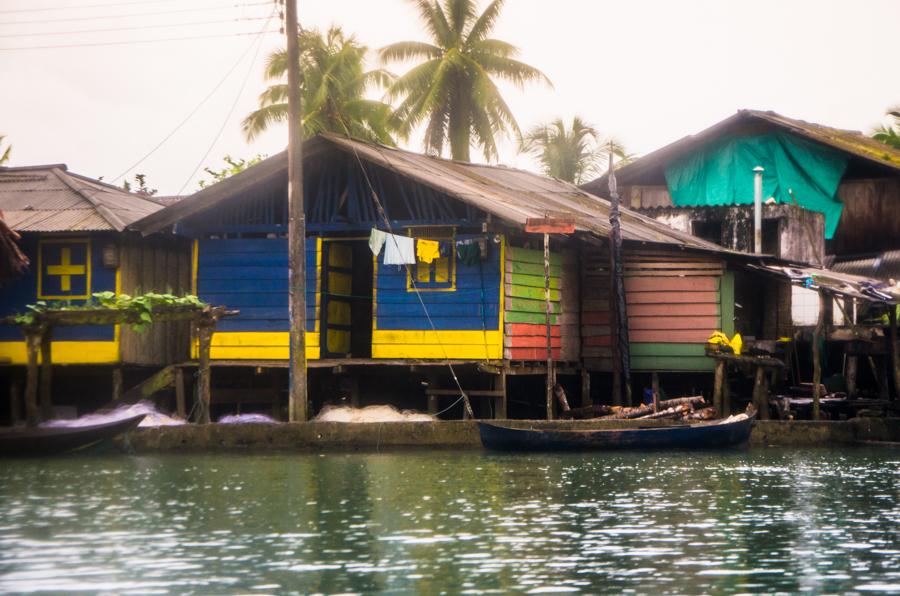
[477,409,756,451]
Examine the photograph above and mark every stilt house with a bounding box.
[135,134,780,417]
[0,165,192,372]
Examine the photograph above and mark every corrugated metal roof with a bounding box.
[583,109,900,195]
[134,134,728,254]
[747,263,900,304]
[0,165,163,232]
[832,250,900,282]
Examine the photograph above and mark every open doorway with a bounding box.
[320,239,373,358]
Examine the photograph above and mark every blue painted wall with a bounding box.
[0,233,116,342]
[197,237,317,332]
[375,233,500,331]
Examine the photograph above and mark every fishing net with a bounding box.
[314,404,435,423]
[40,400,186,428]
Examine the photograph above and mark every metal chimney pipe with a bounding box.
[753,166,764,254]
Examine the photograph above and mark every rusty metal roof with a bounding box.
[0,164,163,232]
[134,134,728,253]
[582,109,900,195]
[832,250,900,282]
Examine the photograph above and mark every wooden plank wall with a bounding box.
[119,234,192,366]
[503,245,578,361]
[581,246,726,372]
[372,232,501,359]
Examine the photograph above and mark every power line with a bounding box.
[0,29,278,51]
[109,9,276,185]
[0,2,272,26]
[0,0,195,14]
[0,16,270,38]
[174,13,270,196]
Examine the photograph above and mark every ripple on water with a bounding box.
[1,448,900,594]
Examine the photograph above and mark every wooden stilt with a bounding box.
[846,355,858,399]
[721,365,731,417]
[580,369,591,407]
[24,329,41,426]
[39,327,52,420]
[651,372,660,413]
[175,366,186,418]
[890,307,900,401]
[543,232,554,420]
[9,379,21,425]
[753,366,769,420]
[196,322,213,424]
[713,360,725,415]
[811,290,827,421]
[112,367,123,403]
[495,369,507,419]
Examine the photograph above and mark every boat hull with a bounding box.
[0,414,146,457]
[477,414,755,451]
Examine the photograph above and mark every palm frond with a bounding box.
[466,0,505,42]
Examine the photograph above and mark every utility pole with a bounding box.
[285,0,307,421]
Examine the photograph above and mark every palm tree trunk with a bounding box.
[449,85,470,162]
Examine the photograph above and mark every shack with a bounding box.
[0,164,192,421]
[582,110,900,410]
[135,133,797,419]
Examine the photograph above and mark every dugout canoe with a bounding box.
[477,408,756,451]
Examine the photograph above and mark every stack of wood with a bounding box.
[560,395,716,421]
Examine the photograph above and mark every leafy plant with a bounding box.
[198,154,267,189]
[14,292,206,332]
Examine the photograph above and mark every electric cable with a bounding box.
[173,8,272,196]
[0,29,277,51]
[0,16,270,38]
[0,2,271,26]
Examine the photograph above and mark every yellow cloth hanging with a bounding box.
[416,239,440,264]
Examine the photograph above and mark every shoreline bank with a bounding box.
[124,418,900,452]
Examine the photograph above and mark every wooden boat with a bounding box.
[477,409,756,451]
[0,413,146,457]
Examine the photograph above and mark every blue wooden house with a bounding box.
[136,134,731,416]
[0,164,192,372]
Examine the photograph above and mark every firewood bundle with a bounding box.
[561,396,715,421]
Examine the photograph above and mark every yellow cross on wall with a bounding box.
[47,247,86,292]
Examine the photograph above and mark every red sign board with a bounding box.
[525,217,576,234]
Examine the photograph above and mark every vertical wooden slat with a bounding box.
[24,330,40,426]
[812,290,826,420]
[39,328,52,420]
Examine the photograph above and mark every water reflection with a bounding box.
[1,448,899,593]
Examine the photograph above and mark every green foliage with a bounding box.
[243,26,398,144]
[519,117,633,184]
[122,173,158,196]
[198,154,267,189]
[0,134,11,165]
[14,292,205,333]
[380,0,551,162]
[872,106,900,150]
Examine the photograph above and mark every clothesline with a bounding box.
[368,228,486,267]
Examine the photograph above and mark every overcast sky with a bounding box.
[1,0,898,194]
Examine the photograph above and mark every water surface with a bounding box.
[2,448,900,594]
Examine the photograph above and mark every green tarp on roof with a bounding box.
[664,131,848,238]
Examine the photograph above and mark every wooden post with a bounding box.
[606,148,632,406]
[811,290,827,421]
[651,372,660,413]
[713,360,725,416]
[285,0,308,422]
[112,367,123,403]
[495,369,507,419]
[196,322,213,424]
[580,369,591,407]
[24,329,41,426]
[174,366,186,418]
[890,307,900,401]
[721,365,731,417]
[753,366,769,420]
[846,355,858,399]
[9,379,21,425]
[39,327,52,420]
[543,232,554,420]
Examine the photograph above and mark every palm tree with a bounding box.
[243,26,397,144]
[872,106,900,150]
[519,117,632,184]
[379,0,551,162]
[520,117,599,184]
[0,135,11,166]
